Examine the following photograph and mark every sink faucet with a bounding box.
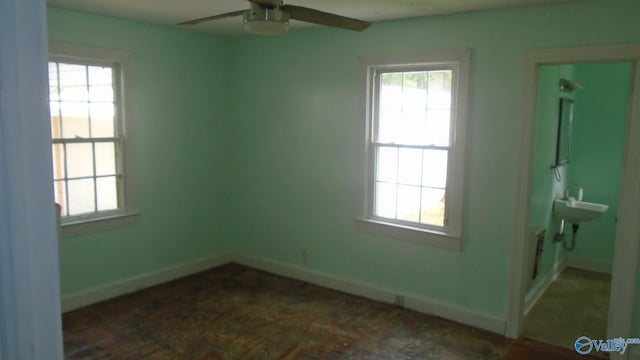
[564,183,584,201]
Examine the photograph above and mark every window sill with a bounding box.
[61,211,140,239]
[354,218,462,251]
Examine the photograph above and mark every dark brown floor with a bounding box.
[63,263,600,359]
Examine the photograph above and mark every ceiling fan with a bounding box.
[178,0,371,36]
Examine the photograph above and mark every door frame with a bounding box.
[507,43,640,360]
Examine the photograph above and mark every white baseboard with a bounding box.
[567,255,613,274]
[402,293,505,334]
[524,256,566,315]
[232,252,396,303]
[232,252,506,335]
[61,252,234,312]
[61,251,505,335]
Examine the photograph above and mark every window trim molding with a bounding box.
[49,41,139,237]
[355,219,462,250]
[61,210,141,238]
[357,49,470,249]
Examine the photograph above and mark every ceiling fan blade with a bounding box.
[283,5,371,31]
[248,0,280,9]
[177,10,245,26]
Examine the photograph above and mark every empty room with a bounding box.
[2,0,640,359]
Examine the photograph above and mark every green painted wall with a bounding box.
[49,0,640,338]
[526,65,573,295]
[224,0,640,321]
[48,7,232,295]
[570,63,631,264]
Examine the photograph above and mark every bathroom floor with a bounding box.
[523,267,611,358]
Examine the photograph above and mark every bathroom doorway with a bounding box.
[521,61,631,355]
[507,43,640,360]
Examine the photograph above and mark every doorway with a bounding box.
[507,44,640,360]
[521,61,631,354]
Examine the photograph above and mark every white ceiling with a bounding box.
[47,0,579,36]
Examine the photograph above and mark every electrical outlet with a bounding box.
[300,249,308,262]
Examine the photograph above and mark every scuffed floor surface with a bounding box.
[63,263,595,359]
[523,267,611,358]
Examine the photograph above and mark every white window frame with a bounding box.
[357,49,470,250]
[48,42,139,238]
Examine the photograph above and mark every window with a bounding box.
[48,42,138,236]
[359,50,470,249]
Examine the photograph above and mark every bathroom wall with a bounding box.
[526,65,574,299]
[568,63,632,271]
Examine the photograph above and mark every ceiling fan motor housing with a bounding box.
[243,7,290,35]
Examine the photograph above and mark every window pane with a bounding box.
[375,182,396,219]
[421,188,445,226]
[96,176,118,211]
[422,149,448,188]
[52,144,65,180]
[58,63,88,102]
[378,107,400,143]
[380,74,402,113]
[426,110,451,146]
[48,63,59,101]
[66,143,94,178]
[53,180,67,216]
[399,109,428,145]
[381,72,402,88]
[403,71,427,110]
[90,103,115,137]
[427,71,452,110]
[397,148,422,186]
[68,178,95,215]
[376,146,397,183]
[88,66,113,102]
[95,142,116,176]
[379,73,402,143]
[397,185,420,222]
[378,70,453,146]
[61,102,90,138]
[89,85,115,103]
[50,102,62,139]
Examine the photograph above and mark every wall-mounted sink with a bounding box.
[553,198,609,223]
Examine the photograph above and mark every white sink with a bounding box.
[553,198,609,223]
